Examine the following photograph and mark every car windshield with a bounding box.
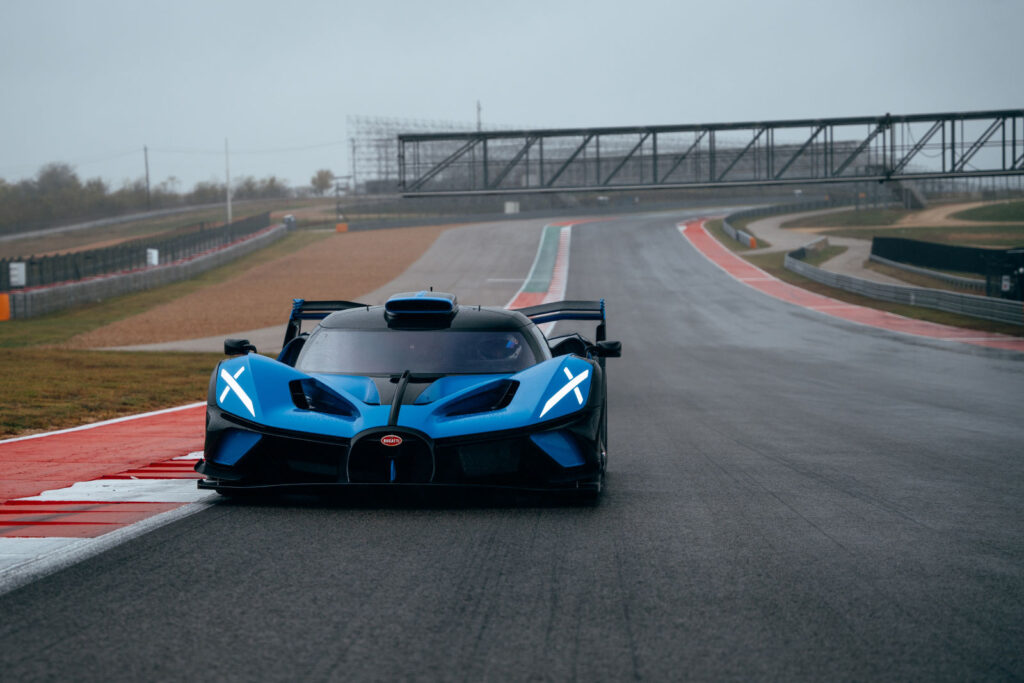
[296,329,537,375]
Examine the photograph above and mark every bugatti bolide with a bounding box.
[196,291,620,497]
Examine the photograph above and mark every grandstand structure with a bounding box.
[348,115,522,193]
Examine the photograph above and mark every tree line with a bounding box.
[0,163,335,236]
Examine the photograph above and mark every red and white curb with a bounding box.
[506,222,573,333]
[0,221,584,595]
[0,405,212,596]
[679,219,1024,353]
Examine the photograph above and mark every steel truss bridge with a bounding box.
[398,109,1024,196]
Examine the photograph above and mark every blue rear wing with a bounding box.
[514,299,606,341]
[283,298,367,347]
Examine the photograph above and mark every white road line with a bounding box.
[19,479,214,503]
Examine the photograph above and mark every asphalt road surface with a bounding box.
[2,212,1022,681]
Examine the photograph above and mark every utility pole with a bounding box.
[225,138,232,225]
[143,145,151,209]
[476,100,482,131]
[350,138,357,194]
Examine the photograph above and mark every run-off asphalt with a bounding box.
[1,212,1022,681]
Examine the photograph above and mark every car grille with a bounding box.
[347,432,434,483]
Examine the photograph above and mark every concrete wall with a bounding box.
[8,224,286,319]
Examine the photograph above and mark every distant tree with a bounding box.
[311,168,333,196]
[190,180,225,204]
[232,176,259,200]
[35,163,81,196]
[259,175,290,198]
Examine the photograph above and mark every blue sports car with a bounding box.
[195,291,620,498]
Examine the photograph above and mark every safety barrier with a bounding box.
[721,199,852,249]
[1,212,270,292]
[867,254,986,293]
[6,222,287,319]
[785,245,1023,326]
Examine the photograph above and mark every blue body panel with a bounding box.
[213,353,595,441]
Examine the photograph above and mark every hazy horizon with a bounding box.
[2,0,1021,191]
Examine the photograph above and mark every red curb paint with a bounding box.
[681,220,1024,353]
[0,404,205,503]
[0,501,182,538]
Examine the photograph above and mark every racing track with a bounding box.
[2,211,1023,680]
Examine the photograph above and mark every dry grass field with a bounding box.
[66,224,453,348]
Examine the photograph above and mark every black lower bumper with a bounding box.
[199,406,604,493]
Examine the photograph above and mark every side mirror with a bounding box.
[224,338,257,355]
[549,336,589,357]
[592,340,622,358]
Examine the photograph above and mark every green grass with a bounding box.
[864,260,983,293]
[781,208,911,229]
[816,224,1024,249]
[0,230,332,436]
[706,217,771,251]
[705,219,750,252]
[728,216,771,248]
[0,230,329,349]
[802,245,847,267]
[951,200,1024,222]
[0,348,221,437]
[743,251,1024,337]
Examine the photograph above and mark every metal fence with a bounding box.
[1,212,270,292]
[785,247,1024,325]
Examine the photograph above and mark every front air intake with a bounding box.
[384,291,458,315]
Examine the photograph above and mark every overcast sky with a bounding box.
[1,0,1021,190]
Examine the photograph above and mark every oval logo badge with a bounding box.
[381,435,403,447]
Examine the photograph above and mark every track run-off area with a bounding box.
[1,210,1023,680]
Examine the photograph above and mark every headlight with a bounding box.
[440,380,518,417]
[289,378,357,418]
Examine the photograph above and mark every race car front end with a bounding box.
[196,353,606,495]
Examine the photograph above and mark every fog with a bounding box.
[1,0,1020,189]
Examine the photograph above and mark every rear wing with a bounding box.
[283,298,367,347]
[514,299,606,342]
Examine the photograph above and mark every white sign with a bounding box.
[146,248,159,266]
[504,201,520,215]
[1002,275,1012,292]
[9,262,26,288]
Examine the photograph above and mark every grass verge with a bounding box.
[0,349,220,438]
[0,230,329,437]
[705,218,772,251]
[727,216,771,248]
[743,250,1024,338]
[951,200,1024,222]
[864,260,984,293]
[0,230,329,349]
[816,224,1024,248]
[781,208,911,229]
[802,245,847,267]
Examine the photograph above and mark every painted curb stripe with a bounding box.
[679,219,1024,353]
[0,218,584,586]
[507,225,573,311]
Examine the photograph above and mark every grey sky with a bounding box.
[1,0,1021,190]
